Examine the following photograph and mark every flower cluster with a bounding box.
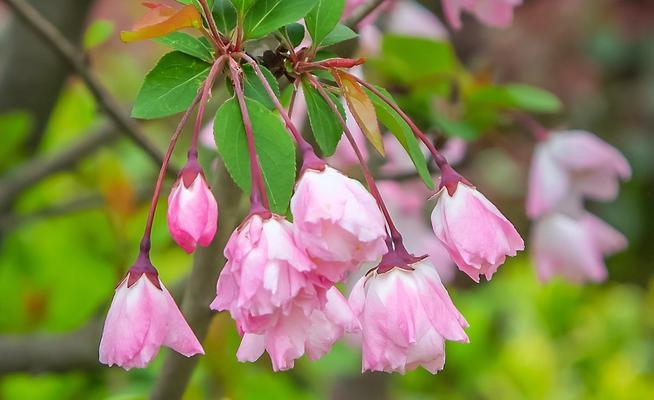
[527,130,630,283]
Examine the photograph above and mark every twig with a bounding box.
[150,160,247,400]
[0,125,116,212]
[344,0,387,28]
[4,0,170,173]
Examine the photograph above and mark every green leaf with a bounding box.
[433,114,479,140]
[380,35,457,84]
[242,64,280,109]
[302,78,344,156]
[504,84,562,113]
[320,24,357,47]
[243,0,318,40]
[83,20,114,50]
[283,23,305,48]
[366,86,434,189]
[231,0,257,15]
[305,0,344,46]
[214,97,296,214]
[132,52,210,119]
[177,0,214,6]
[154,32,214,62]
[213,0,238,34]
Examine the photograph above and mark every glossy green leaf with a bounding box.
[283,23,305,48]
[214,97,296,214]
[154,32,213,62]
[243,0,318,39]
[132,51,210,119]
[380,35,457,84]
[83,20,114,50]
[302,78,345,156]
[366,87,434,189]
[213,0,238,34]
[231,0,257,15]
[467,84,562,113]
[305,0,344,46]
[320,23,357,47]
[242,64,281,109]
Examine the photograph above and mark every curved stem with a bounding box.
[139,91,203,254]
[239,54,317,160]
[305,74,403,248]
[198,0,227,53]
[514,112,549,141]
[190,56,226,158]
[349,74,450,168]
[228,59,270,212]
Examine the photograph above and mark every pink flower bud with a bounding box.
[210,214,321,334]
[527,130,631,219]
[349,262,468,374]
[167,172,218,253]
[99,272,204,370]
[236,287,360,371]
[443,0,521,29]
[532,212,627,283]
[291,166,387,283]
[431,183,524,282]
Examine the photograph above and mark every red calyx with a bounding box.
[179,158,204,188]
[438,163,471,196]
[125,251,162,290]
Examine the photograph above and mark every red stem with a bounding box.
[515,112,549,141]
[198,0,227,53]
[305,74,403,248]
[229,59,270,212]
[190,56,226,158]
[349,74,449,168]
[139,91,203,254]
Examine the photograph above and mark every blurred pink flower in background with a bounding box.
[527,130,631,219]
[442,0,522,29]
[99,274,204,370]
[348,262,468,373]
[532,212,627,283]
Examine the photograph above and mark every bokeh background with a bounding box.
[1,0,653,399]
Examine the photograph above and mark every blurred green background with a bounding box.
[1,0,653,399]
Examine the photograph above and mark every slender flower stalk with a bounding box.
[239,53,324,171]
[515,112,549,141]
[139,91,203,254]
[304,74,417,265]
[228,58,270,212]
[191,56,226,157]
[197,0,227,53]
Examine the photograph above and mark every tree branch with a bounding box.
[150,159,247,400]
[3,0,170,173]
[344,0,387,28]
[0,124,117,212]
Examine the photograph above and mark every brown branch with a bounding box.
[150,160,247,400]
[0,124,117,212]
[0,320,103,375]
[3,0,170,174]
[344,0,387,28]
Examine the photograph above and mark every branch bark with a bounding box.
[3,0,170,172]
[344,0,387,28]
[150,160,247,400]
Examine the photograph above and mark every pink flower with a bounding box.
[443,0,522,29]
[99,269,204,370]
[532,212,627,283]
[210,214,320,333]
[291,166,387,283]
[167,170,218,253]
[237,287,360,371]
[431,182,524,282]
[349,262,468,373]
[527,130,631,219]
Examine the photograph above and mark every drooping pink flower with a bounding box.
[237,287,361,371]
[167,169,218,253]
[99,264,204,370]
[431,182,524,282]
[532,212,627,283]
[527,130,631,219]
[442,0,522,29]
[291,166,387,284]
[210,214,320,333]
[349,262,468,373]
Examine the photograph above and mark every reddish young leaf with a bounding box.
[120,3,202,43]
[334,70,384,156]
